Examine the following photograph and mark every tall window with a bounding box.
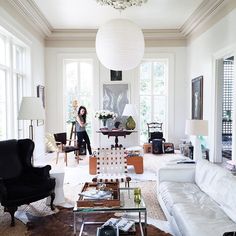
[139,59,168,144]
[64,60,94,139]
[0,27,26,140]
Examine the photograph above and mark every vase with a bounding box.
[101,119,107,128]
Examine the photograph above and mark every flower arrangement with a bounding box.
[95,110,117,120]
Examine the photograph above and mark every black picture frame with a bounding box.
[110,70,122,81]
[192,76,203,120]
[37,85,45,126]
[163,143,175,154]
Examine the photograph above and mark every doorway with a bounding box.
[222,56,234,160]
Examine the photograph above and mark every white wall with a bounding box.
[45,46,187,149]
[0,1,46,159]
[186,8,236,162]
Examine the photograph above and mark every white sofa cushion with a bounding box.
[159,182,202,214]
[195,159,236,223]
[173,202,236,236]
[159,181,236,236]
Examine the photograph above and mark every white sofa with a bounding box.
[157,159,236,236]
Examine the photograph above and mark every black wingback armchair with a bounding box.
[0,139,56,226]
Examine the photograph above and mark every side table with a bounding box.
[143,143,152,153]
[46,171,65,205]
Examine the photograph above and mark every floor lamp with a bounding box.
[18,97,45,140]
[185,119,208,161]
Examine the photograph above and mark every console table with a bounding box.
[97,129,137,148]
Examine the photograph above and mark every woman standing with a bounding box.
[76,106,92,155]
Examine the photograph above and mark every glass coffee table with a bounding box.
[73,187,147,236]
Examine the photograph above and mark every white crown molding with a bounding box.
[8,0,52,37]
[46,28,185,41]
[8,0,233,43]
[180,0,226,37]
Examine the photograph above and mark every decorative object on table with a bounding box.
[192,76,203,120]
[96,19,145,71]
[18,97,45,140]
[179,141,194,159]
[134,188,141,204]
[114,121,122,129]
[122,104,137,130]
[163,143,175,154]
[111,70,122,81]
[95,109,117,128]
[185,119,208,161]
[95,0,148,11]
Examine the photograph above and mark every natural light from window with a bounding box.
[139,59,168,144]
[64,60,94,139]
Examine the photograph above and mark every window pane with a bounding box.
[153,62,166,95]
[140,95,151,144]
[66,62,78,122]
[0,70,6,140]
[80,62,93,95]
[153,96,166,123]
[140,62,151,95]
[13,73,24,138]
[13,44,24,71]
[0,36,6,65]
[65,60,94,139]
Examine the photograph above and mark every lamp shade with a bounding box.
[185,119,208,136]
[18,97,45,120]
[96,19,145,71]
[122,104,137,117]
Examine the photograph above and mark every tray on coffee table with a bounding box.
[77,182,120,208]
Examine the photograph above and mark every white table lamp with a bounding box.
[18,97,45,140]
[185,119,208,161]
[122,104,137,130]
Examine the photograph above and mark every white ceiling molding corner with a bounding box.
[180,0,226,37]
[7,0,231,43]
[8,0,52,37]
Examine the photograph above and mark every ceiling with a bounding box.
[7,0,226,42]
[33,0,203,30]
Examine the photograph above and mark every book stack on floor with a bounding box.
[226,160,236,175]
[97,217,136,235]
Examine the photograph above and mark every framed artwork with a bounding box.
[192,76,203,120]
[103,84,129,128]
[37,85,45,126]
[163,143,175,154]
[110,70,122,81]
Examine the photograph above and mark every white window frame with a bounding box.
[138,52,175,144]
[0,27,28,140]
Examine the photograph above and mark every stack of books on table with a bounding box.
[101,217,136,235]
[79,189,112,200]
[226,161,236,174]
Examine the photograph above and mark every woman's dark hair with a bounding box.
[78,106,87,122]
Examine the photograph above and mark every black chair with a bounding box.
[0,139,56,226]
[147,122,165,143]
[54,132,79,166]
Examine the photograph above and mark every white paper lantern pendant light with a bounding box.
[96,18,145,71]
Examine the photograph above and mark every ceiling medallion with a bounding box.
[96,0,148,11]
